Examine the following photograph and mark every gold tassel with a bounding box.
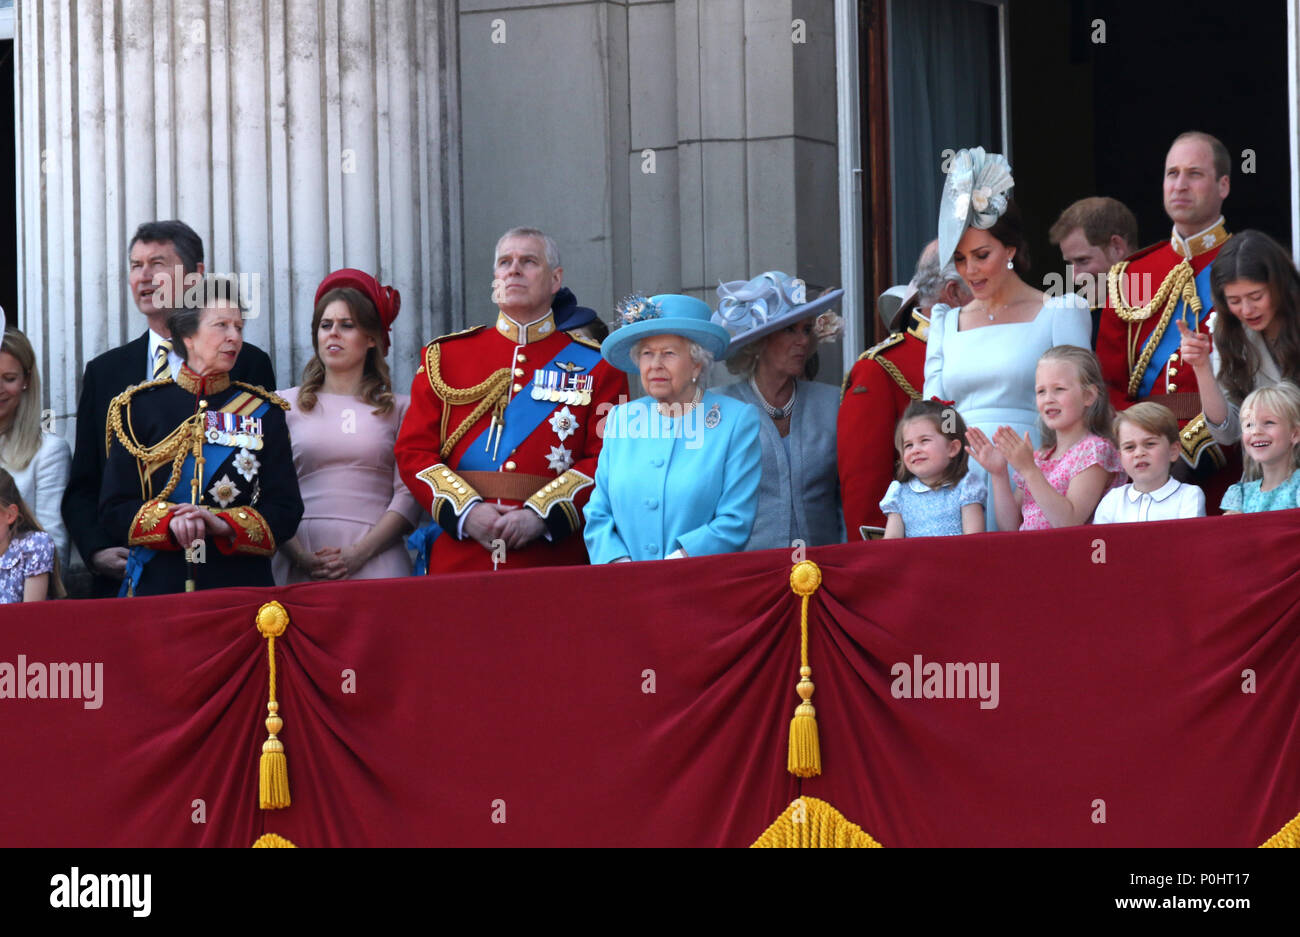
[787,560,823,778]
[256,601,291,809]
[252,833,298,848]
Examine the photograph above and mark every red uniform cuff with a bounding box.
[212,507,276,556]
[128,500,182,550]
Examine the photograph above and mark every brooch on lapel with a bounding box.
[705,404,721,429]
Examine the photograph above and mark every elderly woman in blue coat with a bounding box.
[584,294,762,562]
[713,272,846,550]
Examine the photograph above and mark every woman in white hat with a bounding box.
[924,147,1091,529]
[713,272,846,550]
[584,294,761,562]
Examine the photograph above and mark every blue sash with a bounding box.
[1135,263,1214,398]
[120,398,274,596]
[407,521,443,576]
[459,341,601,472]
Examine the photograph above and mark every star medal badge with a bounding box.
[547,445,574,473]
[208,474,241,508]
[234,447,261,482]
[705,403,721,429]
[549,405,578,442]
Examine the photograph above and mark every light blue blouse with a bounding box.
[1220,468,1300,514]
[584,391,762,562]
[923,294,1091,529]
[879,472,987,537]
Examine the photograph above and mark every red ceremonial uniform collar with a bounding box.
[494,310,558,345]
[1170,217,1228,259]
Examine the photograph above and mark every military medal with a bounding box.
[549,406,577,442]
[705,403,721,429]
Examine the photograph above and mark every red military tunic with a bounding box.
[1096,219,1236,508]
[837,311,928,534]
[395,308,629,573]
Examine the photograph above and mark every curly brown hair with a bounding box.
[297,287,395,415]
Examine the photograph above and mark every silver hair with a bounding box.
[913,247,967,306]
[630,337,714,390]
[494,227,561,269]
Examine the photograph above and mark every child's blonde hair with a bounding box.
[1239,380,1300,481]
[0,468,66,599]
[1037,345,1116,451]
[1113,401,1179,444]
[893,399,970,487]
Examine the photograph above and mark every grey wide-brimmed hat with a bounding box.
[937,146,1015,270]
[710,271,844,356]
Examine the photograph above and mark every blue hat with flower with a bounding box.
[600,293,733,374]
[710,272,844,355]
[937,146,1015,270]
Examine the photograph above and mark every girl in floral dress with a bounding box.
[966,346,1122,531]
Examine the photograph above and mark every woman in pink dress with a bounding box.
[273,270,420,583]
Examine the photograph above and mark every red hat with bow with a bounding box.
[314,268,401,354]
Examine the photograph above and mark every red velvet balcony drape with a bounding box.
[1,512,1296,847]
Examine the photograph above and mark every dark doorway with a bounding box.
[1009,0,1289,288]
[0,39,14,329]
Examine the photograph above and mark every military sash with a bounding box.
[459,340,600,472]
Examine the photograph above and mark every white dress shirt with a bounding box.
[1093,477,1205,524]
[147,329,184,381]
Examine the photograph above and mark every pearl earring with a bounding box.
[1006,259,1014,270]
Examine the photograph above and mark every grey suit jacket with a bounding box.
[720,379,844,551]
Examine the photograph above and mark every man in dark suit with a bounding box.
[62,220,276,597]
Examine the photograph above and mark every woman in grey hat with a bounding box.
[713,272,846,550]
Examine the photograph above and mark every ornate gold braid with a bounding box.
[874,357,921,400]
[424,343,513,460]
[106,382,206,504]
[1108,259,1201,398]
[231,381,292,411]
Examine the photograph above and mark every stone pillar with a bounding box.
[15,0,460,431]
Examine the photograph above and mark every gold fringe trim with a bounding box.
[1260,810,1300,847]
[751,797,883,848]
[256,601,291,809]
[252,833,298,848]
[787,561,823,778]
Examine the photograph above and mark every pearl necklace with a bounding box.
[751,376,796,420]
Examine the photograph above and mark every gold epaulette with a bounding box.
[105,378,205,504]
[569,334,601,351]
[428,325,486,345]
[864,332,905,360]
[231,381,291,411]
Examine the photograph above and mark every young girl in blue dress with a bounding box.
[880,399,986,538]
[0,468,63,602]
[1221,381,1300,514]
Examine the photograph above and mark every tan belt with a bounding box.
[1135,392,1203,421]
[459,470,550,502]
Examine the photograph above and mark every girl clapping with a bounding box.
[966,346,1121,530]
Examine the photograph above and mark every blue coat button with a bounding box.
[644,498,659,510]
[651,457,664,467]
[646,543,658,555]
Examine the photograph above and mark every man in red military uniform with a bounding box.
[1096,131,1234,502]
[396,227,628,572]
[838,240,972,534]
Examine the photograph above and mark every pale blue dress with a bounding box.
[1220,468,1300,513]
[922,294,1091,530]
[879,472,987,538]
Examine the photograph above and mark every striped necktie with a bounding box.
[153,340,172,380]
